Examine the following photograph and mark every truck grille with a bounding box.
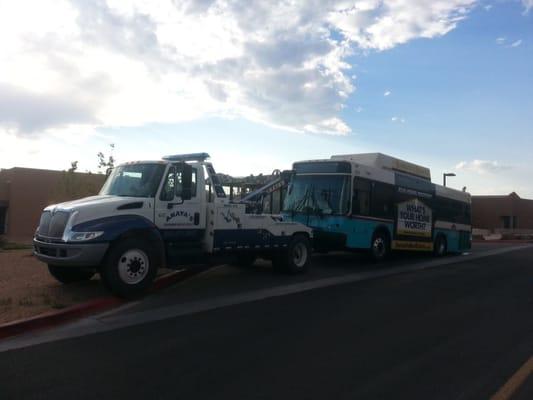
[38,210,70,239]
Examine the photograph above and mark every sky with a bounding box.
[0,0,532,197]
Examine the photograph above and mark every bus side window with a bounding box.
[352,178,371,216]
[372,182,394,218]
[465,204,471,224]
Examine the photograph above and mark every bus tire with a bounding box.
[370,231,390,262]
[100,237,160,298]
[434,235,447,257]
[48,265,95,284]
[272,235,311,274]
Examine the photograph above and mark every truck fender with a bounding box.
[72,215,166,267]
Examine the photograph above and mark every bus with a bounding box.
[282,153,471,261]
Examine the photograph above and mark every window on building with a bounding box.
[0,207,6,235]
[501,216,511,229]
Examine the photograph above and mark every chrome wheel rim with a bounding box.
[118,249,149,284]
[373,237,385,257]
[292,242,308,268]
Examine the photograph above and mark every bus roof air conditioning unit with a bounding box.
[331,153,431,181]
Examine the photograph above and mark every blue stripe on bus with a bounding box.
[285,214,393,250]
[434,228,471,252]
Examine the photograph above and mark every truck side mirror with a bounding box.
[181,163,193,200]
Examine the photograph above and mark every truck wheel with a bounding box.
[370,231,390,262]
[100,238,160,298]
[48,265,95,283]
[273,235,311,274]
[231,254,257,268]
[434,235,447,257]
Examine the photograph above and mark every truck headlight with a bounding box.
[67,231,104,242]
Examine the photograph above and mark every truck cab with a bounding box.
[33,153,312,297]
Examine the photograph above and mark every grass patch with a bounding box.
[2,242,32,251]
[0,297,13,307]
[41,293,52,306]
[18,297,34,307]
[40,293,67,309]
[0,237,32,251]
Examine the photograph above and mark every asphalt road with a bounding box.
[0,243,532,400]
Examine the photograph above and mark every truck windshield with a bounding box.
[283,175,351,215]
[100,164,166,198]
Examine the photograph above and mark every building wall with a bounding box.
[0,168,106,243]
[472,193,533,231]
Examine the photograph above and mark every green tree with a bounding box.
[68,161,78,173]
[97,144,115,175]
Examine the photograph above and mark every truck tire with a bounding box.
[370,231,390,262]
[48,265,95,283]
[433,235,447,257]
[100,237,160,298]
[273,235,311,274]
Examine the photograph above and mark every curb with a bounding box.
[472,240,533,244]
[0,268,201,341]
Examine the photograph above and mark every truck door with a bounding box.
[154,163,205,243]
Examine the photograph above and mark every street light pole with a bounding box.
[443,172,456,187]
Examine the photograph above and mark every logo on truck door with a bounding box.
[396,199,432,238]
[166,210,193,224]
[220,209,241,228]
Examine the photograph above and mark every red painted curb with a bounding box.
[0,268,201,340]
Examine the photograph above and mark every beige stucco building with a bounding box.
[0,168,106,242]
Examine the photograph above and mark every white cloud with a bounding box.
[510,39,523,47]
[355,106,363,113]
[391,116,406,123]
[484,4,493,11]
[384,90,392,97]
[496,37,506,44]
[0,0,478,140]
[455,160,511,174]
[523,0,533,14]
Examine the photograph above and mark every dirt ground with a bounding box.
[0,249,109,324]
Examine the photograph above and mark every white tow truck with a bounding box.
[33,153,312,297]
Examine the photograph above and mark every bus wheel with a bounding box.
[100,238,159,298]
[370,231,390,262]
[434,235,447,257]
[273,235,311,274]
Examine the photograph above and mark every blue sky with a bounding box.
[0,0,532,196]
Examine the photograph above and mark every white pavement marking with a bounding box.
[0,244,531,353]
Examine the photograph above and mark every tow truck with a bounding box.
[33,153,312,297]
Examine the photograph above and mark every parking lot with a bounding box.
[1,242,532,399]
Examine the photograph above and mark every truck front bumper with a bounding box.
[33,238,109,267]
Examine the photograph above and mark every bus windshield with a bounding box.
[100,163,166,198]
[283,175,351,215]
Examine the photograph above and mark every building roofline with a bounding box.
[0,167,105,176]
[472,192,532,201]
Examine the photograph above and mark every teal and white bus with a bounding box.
[282,153,471,260]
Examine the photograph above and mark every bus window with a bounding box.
[352,178,371,216]
[372,182,395,219]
